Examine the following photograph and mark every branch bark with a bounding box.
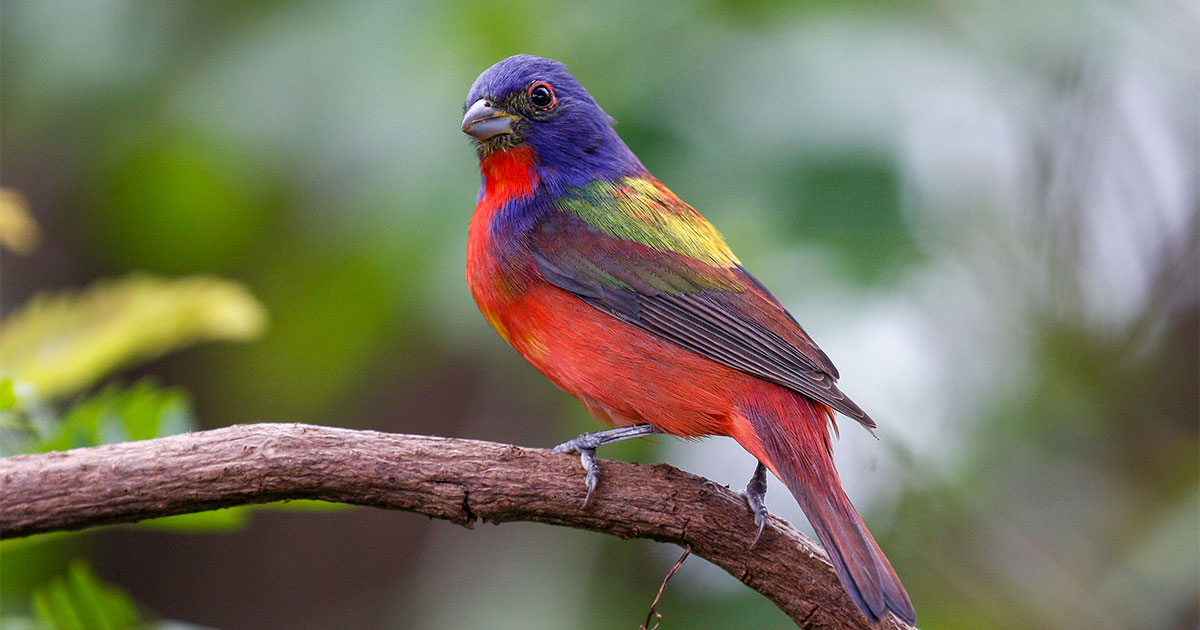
[0,423,914,630]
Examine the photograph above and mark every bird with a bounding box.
[460,54,915,625]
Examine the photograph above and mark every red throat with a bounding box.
[479,145,538,206]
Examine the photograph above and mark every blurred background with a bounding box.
[1,1,1196,628]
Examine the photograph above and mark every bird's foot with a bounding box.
[744,461,769,547]
[553,423,659,507]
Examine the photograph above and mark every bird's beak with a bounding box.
[461,98,517,140]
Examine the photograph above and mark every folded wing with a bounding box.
[529,178,874,429]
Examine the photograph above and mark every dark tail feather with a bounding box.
[795,482,915,624]
[743,397,916,625]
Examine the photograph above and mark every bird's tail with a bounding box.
[735,390,915,625]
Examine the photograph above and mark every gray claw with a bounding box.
[750,509,767,547]
[581,448,599,507]
[745,461,769,548]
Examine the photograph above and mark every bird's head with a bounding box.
[461,55,641,187]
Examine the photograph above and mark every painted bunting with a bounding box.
[460,55,914,625]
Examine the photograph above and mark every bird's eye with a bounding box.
[527,82,556,110]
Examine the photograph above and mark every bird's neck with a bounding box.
[476,137,645,206]
[472,141,650,256]
[468,140,645,298]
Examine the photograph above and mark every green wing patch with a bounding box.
[555,177,740,269]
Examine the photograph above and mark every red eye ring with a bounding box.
[527,81,557,110]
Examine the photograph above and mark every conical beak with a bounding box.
[461,98,517,140]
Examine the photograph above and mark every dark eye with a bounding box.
[527,82,556,110]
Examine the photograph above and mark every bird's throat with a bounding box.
[479,145,538,205]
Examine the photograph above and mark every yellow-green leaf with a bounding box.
[0,275,268,402]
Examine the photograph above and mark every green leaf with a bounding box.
[266,499,352,512]
[31,561,142,630]
[0,274,268,403]
[37,380,196,453]
[135,501,351,533]
[136,508,249,532]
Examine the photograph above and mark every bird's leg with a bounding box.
[745,461,769,547]
[553,423,659,506]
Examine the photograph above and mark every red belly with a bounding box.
[494,281,758,438]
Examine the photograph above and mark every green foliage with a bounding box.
[0,204,275,621]
[0,222,356,625]
[30,561,144,630]
[2,380,191,459]
[0,274,267,403]
[36,381,195,454]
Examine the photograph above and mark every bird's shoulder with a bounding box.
[546,175,740,269]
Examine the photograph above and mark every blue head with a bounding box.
[461,55,644,190]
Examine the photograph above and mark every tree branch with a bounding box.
[0,423,914,629]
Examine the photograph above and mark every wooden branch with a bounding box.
[0,423,914,630]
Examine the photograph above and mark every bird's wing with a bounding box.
[530,176,874,429]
